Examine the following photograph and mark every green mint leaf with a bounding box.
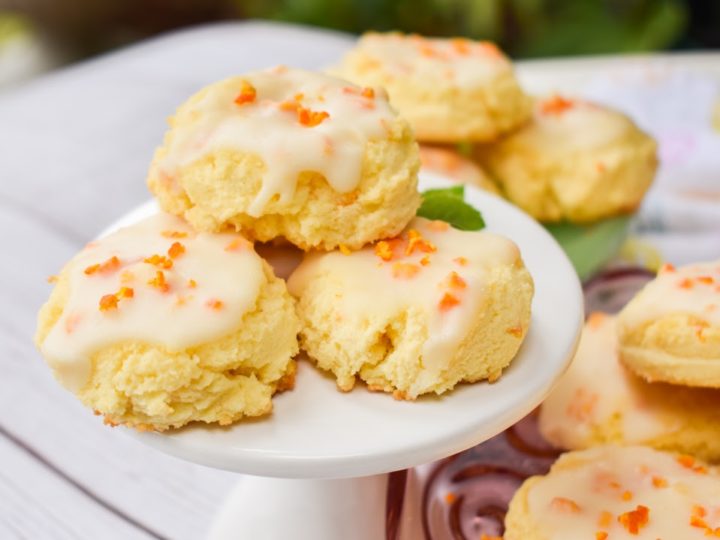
[418,187,485,231]
[421,185,465,199]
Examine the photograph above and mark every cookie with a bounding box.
[333,32,530,143]
[617,261,720,388]
[505,445,720,540]
[35,213,300,431]
[540,312,720,462]
[476,95,658,223]
[287,217,533,399]
[147,66,420,250]
[419,145,500,194]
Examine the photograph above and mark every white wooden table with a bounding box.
[0,21,355,540]
[2,20,719,539]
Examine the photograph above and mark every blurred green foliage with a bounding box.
[240,0,687,57]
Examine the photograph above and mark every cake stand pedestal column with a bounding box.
[207,474,389,540]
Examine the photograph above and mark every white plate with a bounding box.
[107,173,583,479]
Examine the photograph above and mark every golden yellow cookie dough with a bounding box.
[540,313,720,463]
[288,218,533,399]
[505,446,720,540]
[35,214,300,431]
[419,145,500,194]
[617,261,720,388]
[333,32,531,143]
[476,95,658,223]
[148,66,420,251]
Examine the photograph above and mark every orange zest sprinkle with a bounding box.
[617,505,649,534]
[445,271,466,290]
[438,292,460,312]
[420,255,431,266]
[550,497,581,513]
[444,492,456,504]
[85,256,121,276]
[506,326,523,337]
[279,100,298,112]
[392,262,420,279]
[479,535,502,540]
[651,475,668,488]
[596,532,608,540]
[206,299,224,310]
[98,285,134,312]
[47,275,58,283]
[168,242,185,259]
[339,244,351,255]
[99,294,118,311]
[478,41,502,58]
[453,256,468,266]
[450,38,471,55]
[690,516,708,529]
[621,490,633,501]
[540,95,575,115]
[117,287,134,299]
[161,230,188,239]
[660,262,675,273]
[144,254,173,269]
[234,81,256,105]
[428,220,450,232]
[693,505,707,518]
[361,87,375,99]
[598,511,613,527]
[297,106,329,127]
[698,275,714,284]
[587,312,606,330]
[225,238,246,252]
[148,270,170,293]
[677,454,696,468]
[406,229,436,256]
[375,241,394,262]
[188,279,197,288]
[678,278,694,289]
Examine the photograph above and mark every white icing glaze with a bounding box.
[526,446,720,539]
[155,67,397,216]
[350,33,511,88]
[41,213,266,392]
[620,261,720,329]
[540,314,672,447]
[287,217,523,396]
[519,96,633,153]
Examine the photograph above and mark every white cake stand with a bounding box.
[106,175,583,540]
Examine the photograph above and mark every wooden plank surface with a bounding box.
[0,21,353,540]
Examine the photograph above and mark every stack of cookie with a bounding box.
[334,32,658,225]
[502,260,720,538]
[35,66,534,430]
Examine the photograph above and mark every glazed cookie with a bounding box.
[419,145,500,194]
[476,95,658,223]
[148,66,420,250]
[35,213,300,431]
[333,32,530,142]
[617,261,720,388]
[505,445,720,540]
[287,217,533,399]
[540,313,720,462]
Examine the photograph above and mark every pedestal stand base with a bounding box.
[207,474,389,540]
